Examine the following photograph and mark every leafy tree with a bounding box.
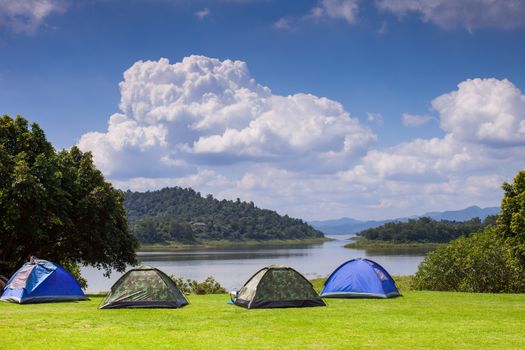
[132,216,165,243]
[0,115,137,281]
[498,170,525,260]
[413,170,525,293]
[412,227,525,293]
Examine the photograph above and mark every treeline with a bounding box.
[124,187,323,244]
[357,216,497,243]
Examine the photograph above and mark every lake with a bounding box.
[82,235,430,293]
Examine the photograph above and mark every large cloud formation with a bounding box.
[79,56,376,178]
[79,56,525,220]
[434,78,525,145]
[337,78,525,216]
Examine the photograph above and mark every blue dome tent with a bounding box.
[321,258,400,298]
[1,258,87,304]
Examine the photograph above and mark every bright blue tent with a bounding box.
[321,258,400,298]
[1,258,87,304]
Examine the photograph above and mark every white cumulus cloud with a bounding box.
[433,78,525,146]
[79,55,375,178]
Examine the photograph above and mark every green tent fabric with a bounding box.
[100,266,188,309]
[233,265,326,309]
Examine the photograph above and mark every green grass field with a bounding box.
[1,290,524,350]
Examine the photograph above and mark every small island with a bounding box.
[345,216,497,250]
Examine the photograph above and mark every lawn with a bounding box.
[1,291,524,349]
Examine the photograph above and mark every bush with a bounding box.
[413,227,525,293]
[171,276,226,294]
[392,275,413,293]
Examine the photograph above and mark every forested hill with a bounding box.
[124,187,323,244]
[357,216,497,243]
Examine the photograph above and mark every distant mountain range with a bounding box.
[310,206,500,235]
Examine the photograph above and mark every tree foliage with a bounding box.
[412,227,525,293]
[498,170,525,260]
[0,115,137,278]
[357,216,496,243]
[413,169,525,293]
[124,187,323,244]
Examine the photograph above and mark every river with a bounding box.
[81,235,430,293]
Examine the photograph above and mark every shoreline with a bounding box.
[139,236,332,251]
[344,238,442,250]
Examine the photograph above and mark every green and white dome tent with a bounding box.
[100,265,188,309]
[232,265,326,309]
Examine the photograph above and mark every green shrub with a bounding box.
[171,276,226,294]
[392,275,413,293]
[413,227,525,293]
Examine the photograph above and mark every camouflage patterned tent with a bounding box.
[233,265,325,309]
[100,266,188,309]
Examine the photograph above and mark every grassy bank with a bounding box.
[140,237,331,251]
[344,238,442,250]
[2,291,524,349]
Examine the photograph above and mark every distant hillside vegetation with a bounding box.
[356,216,497,243]
[124,187,323,244]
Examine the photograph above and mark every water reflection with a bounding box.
[81,235,430,293]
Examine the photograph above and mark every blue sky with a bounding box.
[1,0,525,220]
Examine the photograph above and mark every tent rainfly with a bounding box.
[232,265,326,309]
[100,265,188,309]
[321,258,400,298]
[1,258,88,304]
